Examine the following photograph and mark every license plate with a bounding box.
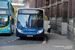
[27,35,33,37]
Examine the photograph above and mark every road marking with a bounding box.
[16,37,19,39]
[14,39,17,40]
[42,37,47,44]
[4,43,7,44]
[8,41,11,42]
[12,40,14,41]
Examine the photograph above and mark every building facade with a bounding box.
[68,0,75,44]
[23,0,29,3]
[10,0,23,3]
[29,0,75,44]
[29,0,37,8]
[10,0,19,3]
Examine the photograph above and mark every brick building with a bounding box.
[29,0,68,33]
[29,0,37,8]
[10,0,19,3]
[29,0,75,44]
[10,0,23,3]
[23,0,29,3]
[29,0,68,20]
[67,0,75,44]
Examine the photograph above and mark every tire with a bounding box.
[40,37,44,40]
[20,37,24,39]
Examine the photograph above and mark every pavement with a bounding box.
[45,32,74,50]
[0,32,74,50]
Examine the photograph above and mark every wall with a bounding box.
[29,0,37,8]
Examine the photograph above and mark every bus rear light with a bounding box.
[37,10,40,14]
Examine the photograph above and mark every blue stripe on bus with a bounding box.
[17,27,43,34]
[16,29,44,37]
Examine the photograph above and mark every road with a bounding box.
[0,32,74,50]
[0,33,46,46]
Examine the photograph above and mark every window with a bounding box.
[0,1,8,8]
[10,1,12,3]
[17,14,43,28]
[45,0,49,6]
[0,15,9,27]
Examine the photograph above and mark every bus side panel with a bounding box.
[0,24,11,34]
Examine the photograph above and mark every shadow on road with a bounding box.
[18,37,44,41]
[0,34,13,36]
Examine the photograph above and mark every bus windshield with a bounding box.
[0,15,9,27]
[0,1,8,8]
[17,14,43,28]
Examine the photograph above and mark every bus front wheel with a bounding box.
[20,37,24,39]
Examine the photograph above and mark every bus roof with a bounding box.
[11,3,26,6]
[0,0,9,1]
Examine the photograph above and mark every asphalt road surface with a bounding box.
[0,32,74,50]
[0,33,47,46]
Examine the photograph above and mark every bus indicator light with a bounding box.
[37,10,40,14]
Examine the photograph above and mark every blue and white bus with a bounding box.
[16,8,44,38]
[0,0,14,34]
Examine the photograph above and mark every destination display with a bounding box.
[19,9,42,14]
[0,9,9,14]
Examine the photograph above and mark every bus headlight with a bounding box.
[6,28,10,30]
[37,30,43,34]
[17,29,23,33]
[8,28,10,29]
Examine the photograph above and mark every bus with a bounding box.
[16,8,44,39]
[0,0,14,34]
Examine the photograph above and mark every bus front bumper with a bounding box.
[0,30,10,34]
[16,30,44,38]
